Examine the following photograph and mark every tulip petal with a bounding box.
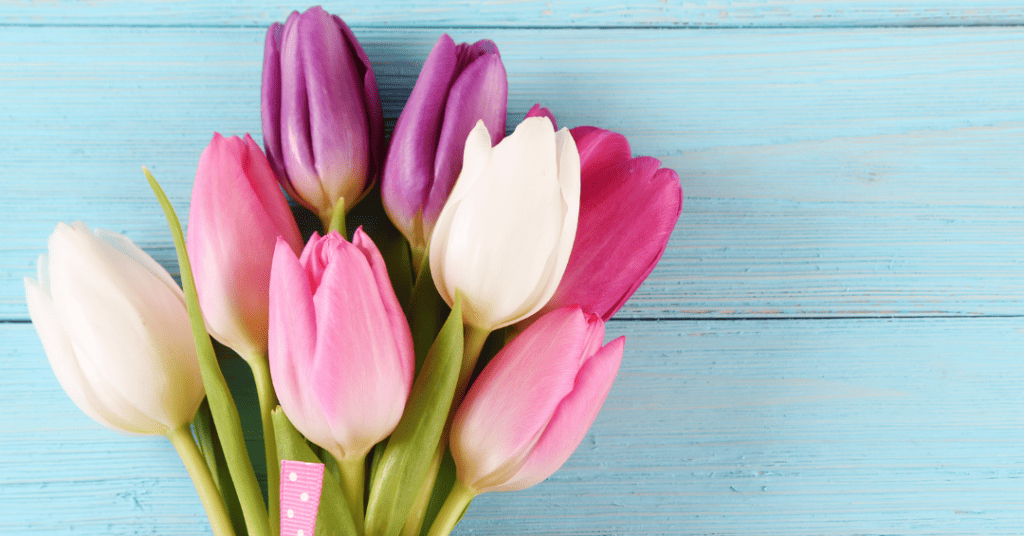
[350,228,415,390]
[310,235,410,458]
[439,117,569,329]
[381,34,459,244]
[545,156,682,320]
[332,13,383,188]
[268,238,333,448]
[261,21,286,182]
[571,126,632,178]
[25,277,152,434]
[425,51,507,238]
[278,11,324,211]
[300,8,369,212]
[452,308,588,491]
[498,336,624,492]
[525,103,557,130]
[47,224,200,432]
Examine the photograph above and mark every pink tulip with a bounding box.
[525,105,683,321]
[450,306,623,493]
[268,229,414,461]
[187,133,303,361]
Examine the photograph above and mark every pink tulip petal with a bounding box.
[571,126,632,177]
[309,235,409,458]
[498,336,624,492]
[452,308,588,490]
[268,238,328,445]
[525,104,557,130]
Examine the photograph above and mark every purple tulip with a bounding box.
[526,105,683,321]
[382,34,507,255]
[262,7,384,224]
[450,306,623,493]
[268,229,414,461]
[187,133,303,361]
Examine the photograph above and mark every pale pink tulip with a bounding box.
[268,229,414,461]
[187,132,303,361]
[450,306,623,493]
[525,105,683,321]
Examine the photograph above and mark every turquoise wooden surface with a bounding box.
[2,1,1022,534]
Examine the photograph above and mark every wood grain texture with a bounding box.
[2,27,1021,320]
[3,0,1024,28]
[6,318,1024,534]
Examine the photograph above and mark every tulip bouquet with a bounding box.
[25,6,681,536]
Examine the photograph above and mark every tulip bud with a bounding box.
[429,117,580,331]
[525,105,683,321]
[261,6,384,223]
[450,306,623,493]
[268,228,414,461]
[382,34,507,255]
[187,133,303,361]
[24,222,204,435]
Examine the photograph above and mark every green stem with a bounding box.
[339,454,366,534]
[410,245,426,281]
[146,168,271,536]
[425,480,475,536]
[456,325,491,405]
[324,196,347,237]
[167,424,236,536]
[248,354,280,536]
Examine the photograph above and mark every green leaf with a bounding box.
[145,167,270,536]
[273,408,358,536]
[364,294,464,536]
[408,255,447,376]
[193,400,247,536]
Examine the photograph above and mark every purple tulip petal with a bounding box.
[525,103,557,130]
[333,14,383,185]
[382,34,459,241]
[425,52,507,231]
[261,22,286,183]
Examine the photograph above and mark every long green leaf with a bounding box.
[364,294,464,536]
[145,167,270,536]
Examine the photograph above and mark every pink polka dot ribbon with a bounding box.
[280,459,325,536]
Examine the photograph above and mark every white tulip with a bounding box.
[24,222,204,435]
[430,117,580,330]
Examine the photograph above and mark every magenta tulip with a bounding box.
[382,34,507,255]
[450,306,623,493]
[186,133,303,361]
[525,105,683,321]
[268,228,414,461]
[262,6,384,224]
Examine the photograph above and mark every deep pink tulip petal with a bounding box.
[571,126,632,178]
[453,308,588,490]
[381,34,459,238]
[525,103,557,130]
[309,234,410,458]
[268,238,327,444]
[261,22,286,183]
[241,134,304,253]
[500,336,624,492]
[425,52,507,229]
[545,156,681,320]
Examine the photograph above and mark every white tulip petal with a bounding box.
[95,227,186,306]
[25,277,151,434]
[48,224,202,431]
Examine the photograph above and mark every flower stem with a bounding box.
[425,480,475,536]
[456,325,491,404]
[167,424,236,536]
[248,354,280,536]
[339,454,366,534]
[325,196,347,237]
[399,446,443,536]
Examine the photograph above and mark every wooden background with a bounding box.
[2,1,1022,534]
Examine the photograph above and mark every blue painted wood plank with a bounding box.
[2,27,1021,319]
[3,0,1023,28]
[6,318,1024,534]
